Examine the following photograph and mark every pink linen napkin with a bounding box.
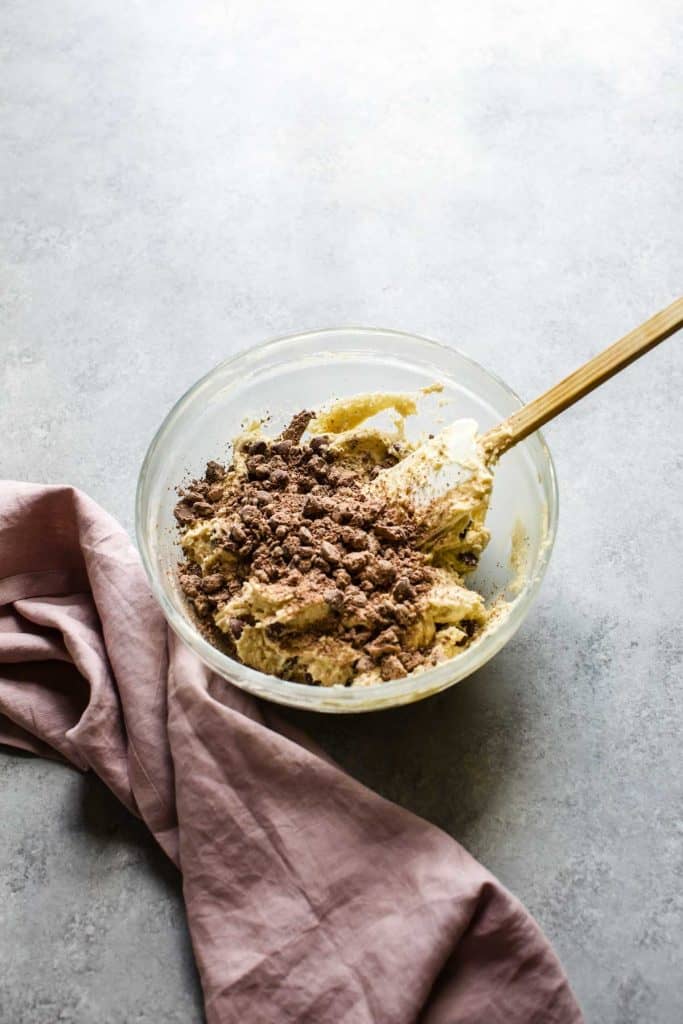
[0,481,583,1024]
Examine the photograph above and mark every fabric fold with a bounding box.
[0,482,582,1024]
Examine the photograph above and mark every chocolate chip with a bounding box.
[230,523,247,544]
[342,551,368,575]
[271,439,293,459]
[381,655,407,680]
[374,523,405,544]
[376,600,396,621]
[254,490,273,506]
[240,505,260,524]
[340,527,368,551]
[182,490,203,504]
[302,495,326,519]
[372,559,396,586]
[246,457,270,480]
[355,655,374,674]
[351,626,373,645]
[283,535,298,556]
[381,626,400,644]
[205,460,225,482]
[401,650,425,672]
[271,469,289,490]
[272,510,292,525]
[309,435,329,451]
[193,595,211,616]
[179,574,199,597]
[393,604,415,626]
[174,503,195,525]
[192,501,213,517]
[244,438,268,455]
[207,484,223,502]
[327,501,348,520]
[367,632,401,660]
[201,573,224,593]
[393,577,416,602]
[320,540,341,565]
[275,524,289,540]
[323,588,344,612]
[308,455,328,481]
[279,410,314,443]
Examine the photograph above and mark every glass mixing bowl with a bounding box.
[136,328,558,712]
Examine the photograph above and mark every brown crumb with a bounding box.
[173,408,482,685]
[279,410,315,443]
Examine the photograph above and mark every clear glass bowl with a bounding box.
[136,328,558,712]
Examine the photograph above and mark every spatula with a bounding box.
[373,297,683,545]
[480,296,683,461]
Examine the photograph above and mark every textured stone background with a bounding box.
[1,2,681,1021]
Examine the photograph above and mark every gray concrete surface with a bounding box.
[1,2,681,1021]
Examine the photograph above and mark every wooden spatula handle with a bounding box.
[483,297,683,459]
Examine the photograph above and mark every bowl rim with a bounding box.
[135,326,559,713]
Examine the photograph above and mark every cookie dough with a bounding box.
[175,391,495,687]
